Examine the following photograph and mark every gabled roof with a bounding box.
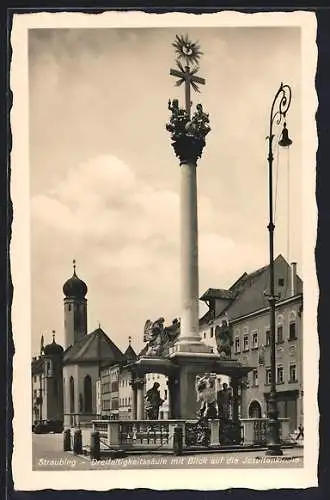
[200,288,236,301]
[220,255,303,320]
[124,344,138,362]
[201,255,303,323]
[63,327,125,365]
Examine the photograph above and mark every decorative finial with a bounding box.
[128,336,132,346]
[73,259,76,274]
[98,321,101,329]
[52,330,56,342]
[40,334,44,355]
[172,34,203,68]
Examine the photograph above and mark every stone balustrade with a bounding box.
[240,418,290,445]
[65,417,292,454]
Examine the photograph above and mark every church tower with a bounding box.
[63,260,88,349]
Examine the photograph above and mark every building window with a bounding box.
[210,327,214,338]
[252,332,258,349]
[289,321,297,341]
[289,364,297,383]
[102,383,110,394]
[252,369,258,387]
[265,329,271,346]
[69,376,75,413]
[234,337,240,353]
[203,332,206,339]
[164,389,168,400]
[33,389,37,398]
[277,325,284,344]
[68,304,71,312]
[128,397,131,404]
[243,335,249,352]
[84,375,92,413]
[266,368,272,385]
[102,400,110,411]
[278,278,285,287]
[277,365,284,384]
[33,376,37,383]
[111,381,119,392]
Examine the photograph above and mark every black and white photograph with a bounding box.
[11,11,318,491]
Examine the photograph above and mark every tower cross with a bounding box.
[170,64,205,118]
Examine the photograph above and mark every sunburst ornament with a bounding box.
[172,34,203,67]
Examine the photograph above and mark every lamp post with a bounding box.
[266,82,292,456]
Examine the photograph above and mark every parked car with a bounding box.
[33,420,63,434]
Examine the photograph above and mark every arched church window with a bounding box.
[248,400,262,418]
[69,376,75,414]
[79,393,83,412]
[84,375,92,413]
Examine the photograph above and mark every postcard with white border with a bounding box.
[11,9,318,491]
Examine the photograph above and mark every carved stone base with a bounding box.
[169,340,214,355]
[171,135,206,165]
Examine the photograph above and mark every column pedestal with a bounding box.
[168,356,219,419]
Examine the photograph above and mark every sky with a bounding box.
[29,26,302,356]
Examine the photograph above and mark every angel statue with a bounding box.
[215,319,233,359]
[143,318,165,357]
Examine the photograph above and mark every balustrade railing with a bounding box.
[67,417,292,454]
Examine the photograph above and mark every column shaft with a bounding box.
[179,162,200,342]
[136,380,145,420]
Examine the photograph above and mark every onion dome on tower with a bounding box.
[44,331,64,356]
[63,260,88,299]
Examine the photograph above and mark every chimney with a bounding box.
[290,262,297,297]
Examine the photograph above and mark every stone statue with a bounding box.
[166,99,190,140]
[143,318,165,356]
[217,382,232,422]
[185,103,211,139]
[143,317,180,357]
[215,319,233,359]
[145,382,164,420]
[195,373,218,420]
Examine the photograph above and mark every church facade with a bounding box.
[31,263,137,428]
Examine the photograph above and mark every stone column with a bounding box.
[135,378,145,420]
[169,136,212,355]
[231,377,240,423]
[179,161,200,342]
[167,375,180,419]
[129,379,137,420]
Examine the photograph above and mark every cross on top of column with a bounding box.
[170,34,206,117]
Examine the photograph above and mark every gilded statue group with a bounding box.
[166,99,211,143]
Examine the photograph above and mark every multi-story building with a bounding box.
[199,255,303,432]
[99,339,138,420]
[31,333,64,426]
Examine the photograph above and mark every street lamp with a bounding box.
[266,82,292,456]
